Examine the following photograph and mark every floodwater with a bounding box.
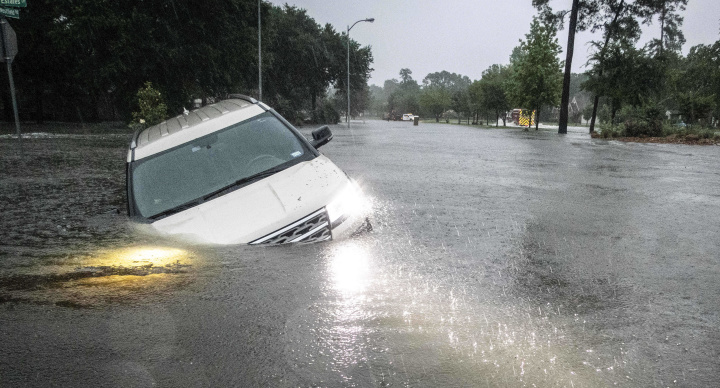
[1,121,718,387]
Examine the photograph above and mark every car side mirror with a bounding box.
[310,125,333,149]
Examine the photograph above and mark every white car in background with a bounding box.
[402,113,417,121]
[126,96,371,245]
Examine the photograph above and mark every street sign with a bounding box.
[0,16,20,140]
[0,18,17,61]
[0,7,19,19]
[0,0,26,7]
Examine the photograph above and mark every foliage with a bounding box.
[507,17,563,129]
[419,87,451,122]
[472,64,511,126]
[7,0,373,124]
[130,82,167,130]
[638,0,688,56]
[668,42,720,124]
[583,40,663,122]
[388,69,421,115]
[418,70,470,121]
[617,103,664,137]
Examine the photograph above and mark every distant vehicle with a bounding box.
[385,112,402,121]
[126,96,371,245]
[402,113,417,121]
[511,109,535,127]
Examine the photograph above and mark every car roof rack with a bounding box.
[226,94,258,104]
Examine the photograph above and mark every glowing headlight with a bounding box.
[326,181,367,229]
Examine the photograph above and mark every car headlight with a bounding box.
[326,181,368,229]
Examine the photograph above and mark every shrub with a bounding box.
[129,82,167,130]
[317,104,340,125]
[618,104,663,137]
[623,119,663,137]
[598,124,622,138]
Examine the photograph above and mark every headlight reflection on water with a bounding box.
[328,241,372,296]
[89,246,191,269]
[5,246,199,307]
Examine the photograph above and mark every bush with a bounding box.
[618,104,663,137]
[598,124,622,138]
[317,104,340,125]
[623,119,663,137]
[129,82,168,130]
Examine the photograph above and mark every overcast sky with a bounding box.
[267,0,720,87]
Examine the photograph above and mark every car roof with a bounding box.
[134,99,253,149]
[129,98,271,161]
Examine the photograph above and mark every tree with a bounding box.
[583,41,663,123]
[585,0,643,133]
[507,17,563,130]
[533,0,609,133]
[419,87,451,122]
[475,64,511,126]
[638,0,688,56]
[9,0,373,124]
[671,42,720,124]
[388,69,420,115]
[419,70,470,122]
[452,88,472,123]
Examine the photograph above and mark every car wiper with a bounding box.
[149,200,202,220]
[148,167,285,220]
[203,167,283,202]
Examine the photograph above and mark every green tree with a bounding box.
[419,87,451,122]
[585,0,643,132]
[583,40,663,123]
[10,0,373,124]
[671,42,719,124]
[130,82,168,129]
[419,70,470,122]
[638,0,688,56]
[388,69,420,115]
[475,64,511,126]
[507,17,563,130]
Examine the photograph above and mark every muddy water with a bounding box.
[1,124,719,387]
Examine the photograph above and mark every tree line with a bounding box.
[371,0,718,134]
[1,0,373,125]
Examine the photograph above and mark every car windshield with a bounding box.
[130,112,312,218]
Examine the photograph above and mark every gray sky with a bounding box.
[267,0,720,86]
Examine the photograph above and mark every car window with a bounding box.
[131,112,312,218]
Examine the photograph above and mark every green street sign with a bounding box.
[0,7,19,18]
[0,0,25,8]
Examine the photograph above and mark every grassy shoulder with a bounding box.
[591,124,720,145]
[417,118,514,129]
[0,121,129,135]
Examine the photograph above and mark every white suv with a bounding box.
[126,96,370,245]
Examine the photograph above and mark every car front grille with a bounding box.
[249,208,331,245]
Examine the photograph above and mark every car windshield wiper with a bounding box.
[149,199,203,220]
[203,167,284,202]
[148,167,285,221]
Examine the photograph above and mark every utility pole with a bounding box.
[346,18,374,128]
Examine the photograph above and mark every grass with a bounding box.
[0,121,129,135]
[593,122,720,144]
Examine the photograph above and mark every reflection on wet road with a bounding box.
[1,123,719,386]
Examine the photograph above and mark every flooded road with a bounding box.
[1,122,719,387]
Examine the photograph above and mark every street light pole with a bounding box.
[347,18,374,128]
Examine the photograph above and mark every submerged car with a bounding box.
[126,95,370,245]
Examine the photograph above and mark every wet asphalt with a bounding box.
[0,120,719,387]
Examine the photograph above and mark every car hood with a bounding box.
[149,155,349,244]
